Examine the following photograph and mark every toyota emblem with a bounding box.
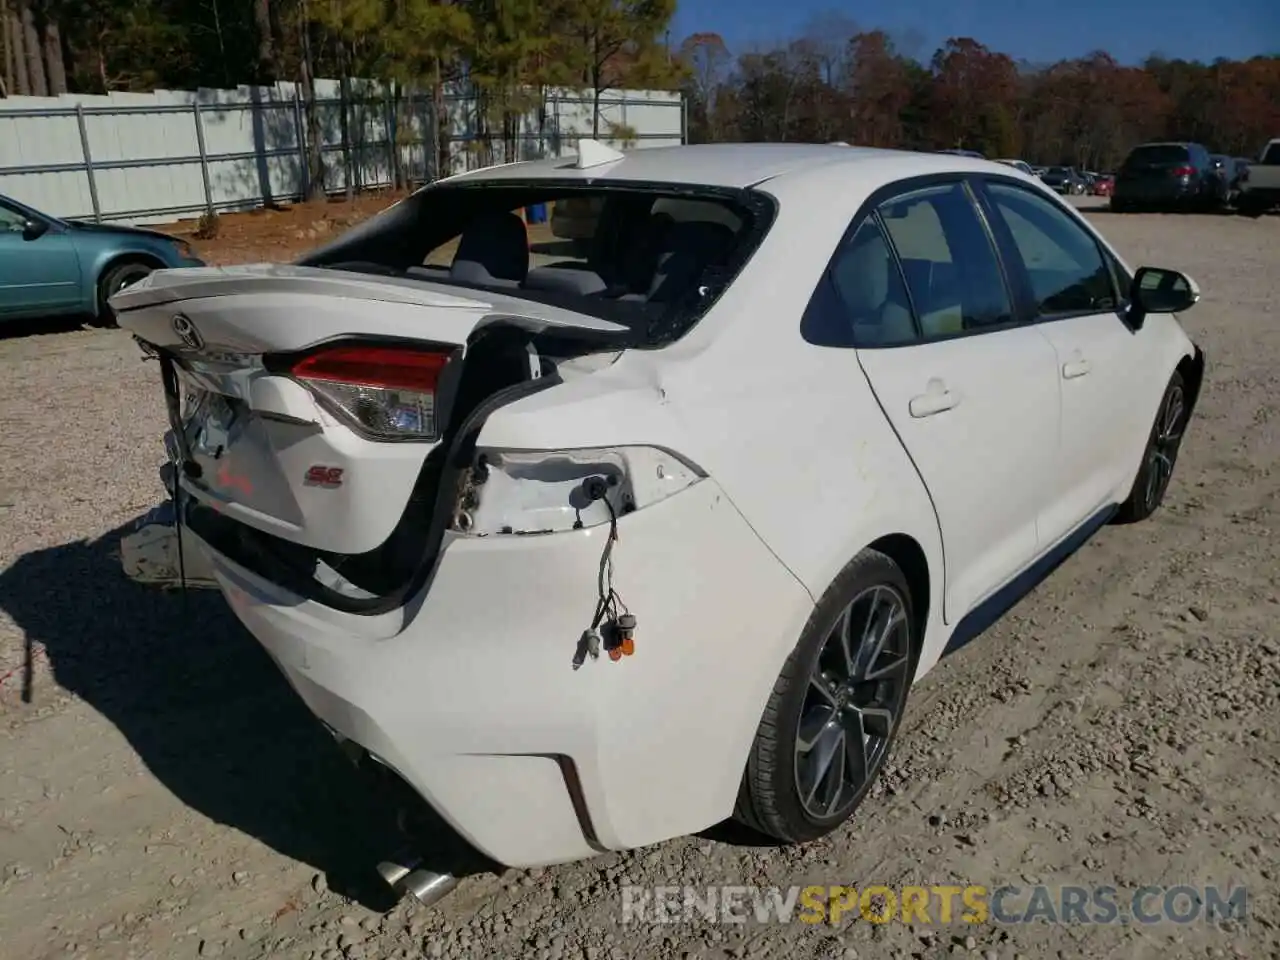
[172,314,204,350]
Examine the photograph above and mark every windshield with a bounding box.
[297,181,772,346]
[1263,142,1280,165]
[1123,145,1189,168]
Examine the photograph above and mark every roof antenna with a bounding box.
[574,139,625,170]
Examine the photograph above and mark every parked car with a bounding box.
[1091,174,1115,197]
[1236,139,1280,217]
[1039,166,1088,195]
[1110,142,1224,212]
[993,158,1034,175]
[113,142,1205,905]
[0,193,204,326]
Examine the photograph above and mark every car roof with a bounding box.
[436,142,1007,191]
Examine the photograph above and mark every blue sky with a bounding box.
[668,0,1279,67]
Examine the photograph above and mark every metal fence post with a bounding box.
[293,88,309,201]
[192,102,215,218]
[385,89,396,190]
[74,103,102,222]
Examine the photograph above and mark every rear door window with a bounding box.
[1262,142,1280,165]
[1123,145,1189,169]
[826,216,917,347]
[876,182,1015,338]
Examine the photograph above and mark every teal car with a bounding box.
[0,193,205,327]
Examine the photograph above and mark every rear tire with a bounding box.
[91,260,157,328]
[734,549,917,843]
[1114,371,1188,524]
[1237,195,1266,219]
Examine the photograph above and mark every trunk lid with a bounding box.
[113,264,629,557]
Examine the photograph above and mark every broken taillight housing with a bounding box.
[458,446,705,536]
[290,345,451,441]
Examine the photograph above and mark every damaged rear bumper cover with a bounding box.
[133,475,812,868]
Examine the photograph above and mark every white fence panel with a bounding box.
[0,79,684,227]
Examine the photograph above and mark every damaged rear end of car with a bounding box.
[113,171,801,888]
[114,172,774,612]
[117,266,634,614]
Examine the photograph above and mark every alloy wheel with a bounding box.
[1144,383,1185,511]
[794,585,911,821]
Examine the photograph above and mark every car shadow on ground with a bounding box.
[0,517,498,911]
[0,315,90,339]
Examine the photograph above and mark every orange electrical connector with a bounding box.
[620,637,635,656]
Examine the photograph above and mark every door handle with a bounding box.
[909,379,957,418]
[1062,358,1091,379]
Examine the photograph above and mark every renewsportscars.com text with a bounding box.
[620,884,1248,926]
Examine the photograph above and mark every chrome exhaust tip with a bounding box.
[377,853,458,908]
[399,868,459,907]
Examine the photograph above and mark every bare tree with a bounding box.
[254,0,275,82]
[18,0,44,95]
[41,14,66,94]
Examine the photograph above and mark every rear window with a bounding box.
[298,182,770,346]
[1262,142,1280,165]
[1123,145,1189,167]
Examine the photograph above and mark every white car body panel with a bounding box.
[856,328,1060,621]
[116,143,1203,871]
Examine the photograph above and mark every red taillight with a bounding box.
[1171,165,1194,177]
[290,345,453,441]
[291,345,451,392]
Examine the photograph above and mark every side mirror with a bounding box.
[22,218,50,241]
[1128,266,1199,328]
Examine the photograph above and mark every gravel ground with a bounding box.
[2,202,1280,960]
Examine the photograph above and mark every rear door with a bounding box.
[976,179,1149,541]
[0,201,82,317]
[850,179,1061,622]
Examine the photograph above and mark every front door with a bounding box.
[976,179,1148,540]
[0,202,82,317]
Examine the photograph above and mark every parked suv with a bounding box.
[1111,142,1223,212]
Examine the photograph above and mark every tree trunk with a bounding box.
[433,56,448,181]
[2,2,13,96]
[41,16,65,94]
[19,0,45,96]
[7,3,29,96]
[297,3,324,200]
[254,0,275,83]
[591,65,601,139]
[337,50,353,201]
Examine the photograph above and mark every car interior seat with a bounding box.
[832,232,916,345]
[449,211,529,287]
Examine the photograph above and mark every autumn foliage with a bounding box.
[679,30,1280,169]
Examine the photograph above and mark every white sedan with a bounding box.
[113,141,1204,903]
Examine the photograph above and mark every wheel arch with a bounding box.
[866,532,931,665]
[1177,343,1206,422]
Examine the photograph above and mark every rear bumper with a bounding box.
[192,478,813,868]
[1113,182,1203,204]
